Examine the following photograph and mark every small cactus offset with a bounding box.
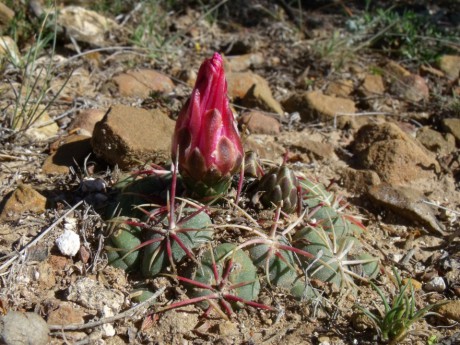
[105,217,142,271]
[256,166,299,213]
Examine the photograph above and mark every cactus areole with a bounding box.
[172,52,243,198]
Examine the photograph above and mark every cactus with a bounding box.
[293,225,379,289]
[141,207,213,277]
[105,217,142,271]
[256,166,299,213]
[158,243,272,318]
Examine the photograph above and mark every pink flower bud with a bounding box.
[172,53,243,197]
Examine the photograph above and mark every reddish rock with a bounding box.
[391,74,429,102]
[352,123,439,185]
[113,69,175,98]
[227,71,283,115]
[441,118,460,144]
[239,111,280,135]
[47,302,86,326]
[438,55,460,80]
[416,127,456,155]
[92,104,175,168]
[68,109,107,136]
[42,134,92,174]
[0,184,47,220]
[360,74,385,96]
[325,79,354,98]
[437,300,460,322]
[340,167,381,194]
[277,131,337,162]
[225,53,264,72]
[282,91,356,124]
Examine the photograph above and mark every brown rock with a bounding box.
[68,109,107,136]
[57,6,118,46]
[277,131,338,162]
[0,3,14,30]
[325,79,354,97]
[352,123,439,185]
[360,74,385,96]
[340,167,381,194]
[239,111,280,135]
[437,300,460,322]
[0,184,47,220]
[391,74,429,102]
[42,134,92,174]
[282,91,356,124]
[416,127,456,155]
[367,184,445,235]
[225,53,264,72]
[227,71,283,115]
[47,302,86,326]
[385,60,411,78]
[113,69,175,98]
[243,135,285,163]
[92,104,175,168]
[438,55,460,80]
[441,118,460,144]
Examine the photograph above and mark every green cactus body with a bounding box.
[293,226,350,287]
[188,243,260,309]
[258,166,298,213]
[141,208,213,277]
[106,218,142,271]
[248,237,298,290]
[349,253,380,279]
[107,173,175,218]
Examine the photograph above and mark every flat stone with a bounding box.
[0,184,47,221]
[113,69,175,98]
[57,6,118,46]
[282,91,356,124]
[437,300,460,322]
[227,71,283,115]
[385,60,411,78]
[0,311,49,345]
[277,131,338,162]
[0,4,14,31]
[22,109,60,141]
[48,302,86,326]
[42,134,92,174]
[438,55,460,80]
[441,118,460,144]
[239,111,280,134]
[360,74,385,96]
[69,109,107,136]
[367,184,445,235]
[225,53,264,72]
[92,104,175,168]
[391,74,429,102]
[340,167,381,194]
[325,79,354,97]
[416,127,456,155]
[352,122,439,185]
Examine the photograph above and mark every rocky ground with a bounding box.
[0,1,459,344]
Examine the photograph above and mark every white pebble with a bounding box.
[425,276,446,292]
[56,229,80,257]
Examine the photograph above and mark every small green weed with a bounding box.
[356,267,446,344]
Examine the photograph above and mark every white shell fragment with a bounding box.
[425,276,446,292]
[56,229,81,257]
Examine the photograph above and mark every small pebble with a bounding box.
[56,229,81,257]
[425,276,446,292]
